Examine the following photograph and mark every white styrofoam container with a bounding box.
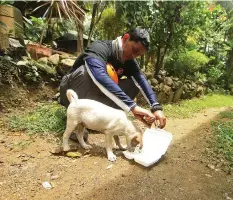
[123,128,173,167]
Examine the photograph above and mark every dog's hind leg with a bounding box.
[63,120,78,151]
[76,124,92,150]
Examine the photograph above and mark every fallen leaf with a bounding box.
[66,151,82,158]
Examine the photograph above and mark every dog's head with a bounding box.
[130,133,143,149]
[128,121,143,151]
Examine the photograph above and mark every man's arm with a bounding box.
[131,71,163,112]
[85,58,137,111]
[131,70,166,128]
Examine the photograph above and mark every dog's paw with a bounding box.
[63,145,71,152]
[107,153,117,162]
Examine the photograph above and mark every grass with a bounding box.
[9,102,66,136]
[163,94,233,118]
[9,93,232,136]
[211,110,233,173]
[13,139,35,149]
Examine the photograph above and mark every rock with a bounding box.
[157,92,168,104]
[152,85,159,92]
[144,72,153,79]
[196,86,204,97]
[207,164,215,170]
[158,70,167,76]
[50,147,63,155]
[60,58,75,67]
[191,81,197,89]
[172,80,183,90]
[38,57,48,64]
[171,76,179,81]
[164,77,173,87]
[59,53,70,59]
[167,91,175,103]
[183,84,189,92]
[155,74,164,83]
[49,54,60,65]
[150,78,158,86]
[162,85,171,95]
[205,174,212,178]
[173,85,184,103]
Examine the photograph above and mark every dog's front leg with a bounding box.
[105,134,116,162]
[113,135,127,150]
[126,137,133,152]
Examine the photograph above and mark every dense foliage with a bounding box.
[9,1,231,91]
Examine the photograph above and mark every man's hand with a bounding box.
[153,110,166,128]
[131,106,155,127]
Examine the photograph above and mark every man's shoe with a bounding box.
[69,129,89,142]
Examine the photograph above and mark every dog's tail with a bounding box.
[66,89,79,104]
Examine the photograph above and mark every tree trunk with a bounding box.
[154,46,161,76]
[87,2,107,45]
[88,2,98,45]
[159,31,172,71]
[76,15,84,56]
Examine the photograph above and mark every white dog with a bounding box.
[62,89,143,161]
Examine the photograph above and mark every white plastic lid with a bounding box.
[123,128,173,167]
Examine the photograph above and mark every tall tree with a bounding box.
[217,1,233,88]
[87,1,108,45]
[116,1,209,76]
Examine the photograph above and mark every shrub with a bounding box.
[207,66,223,84]
[165,50,210,78]
[24,16,46,43]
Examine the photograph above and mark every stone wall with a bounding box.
[2,53,230,105]
[140,70,207,105]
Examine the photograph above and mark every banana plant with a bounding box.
[31,0,85,54]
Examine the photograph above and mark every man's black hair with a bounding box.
[125,27,150,50]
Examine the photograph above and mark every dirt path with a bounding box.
[0,107,232,200]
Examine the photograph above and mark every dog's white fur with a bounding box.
[62,89,143,161]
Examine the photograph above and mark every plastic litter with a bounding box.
[42,181,52,189]
[123,128,173,167]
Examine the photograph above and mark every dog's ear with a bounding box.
[136,134,143,149]
[130,135,138,147]
[131,133,143,149]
